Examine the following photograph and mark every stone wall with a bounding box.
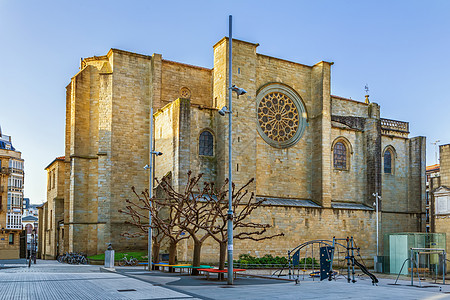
[161,60,212,107]
[331,128,366,203]
[179,205,377,265]
[435,144,450,267]
[440,144,450,187]
[331,97,369,118]
[42,159,65,259]
[57,38,426,259]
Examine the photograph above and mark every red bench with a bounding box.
[197,268,246,280]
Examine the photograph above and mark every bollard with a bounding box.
[104,243,115,269]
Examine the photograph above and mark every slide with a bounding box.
[354,258,379,285]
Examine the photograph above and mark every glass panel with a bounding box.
[384,151,392,173]
[333,142,346,169]
[199,131,214,156]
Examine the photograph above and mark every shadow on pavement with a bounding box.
[117,269,290,287]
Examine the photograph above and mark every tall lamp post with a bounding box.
[372,192,381,271]
[144,106,163,271]
[218,15,247,285]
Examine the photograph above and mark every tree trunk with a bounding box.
[168,240,177,272]
[152,241,160,270]
[191,239,202,275]
[218,241,227,280]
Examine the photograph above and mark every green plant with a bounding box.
[87,251,148,261]
[234,254,288,267]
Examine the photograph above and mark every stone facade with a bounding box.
[0,128,24,259]
[51,38,425,264]
[38,157,65,259]
[432,144,450,265]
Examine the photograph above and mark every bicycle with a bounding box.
[119,254,138,266]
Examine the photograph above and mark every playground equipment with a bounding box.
[276,237,378,285]
[393,247,447,287]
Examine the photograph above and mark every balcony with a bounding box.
[6,213,22,230]
[9,168,24,175]
[380,118,409,138]
[7,186,22,192]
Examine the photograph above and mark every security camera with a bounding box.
[153,151,163,156]
[231,85,247,96]
[218,106,229,116]
[143,165,150,170]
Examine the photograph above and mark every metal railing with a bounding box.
[9,168,24,175]
[380,118,409,132]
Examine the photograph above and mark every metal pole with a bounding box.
[227,14,234,285]
[411,248,414,286]
[376,194,379,257]
[148,107,153,271]
[347,237,350,283]
[351,237,355,283]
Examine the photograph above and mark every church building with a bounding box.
[48,37,425,262]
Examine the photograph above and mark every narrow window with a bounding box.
[9,233,14,245]
[238,67,241,74]
[333,142,347,170]
[384,150,392,174]
[199,131,214,156]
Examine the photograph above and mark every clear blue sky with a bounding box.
[1,0,449,204]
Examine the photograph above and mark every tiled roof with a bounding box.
[44,155,66,170]
[426,164,440,172]
[257,197,321,208]
[331,202,374,211]
[22,215,38,221]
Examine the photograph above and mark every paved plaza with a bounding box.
[2,260,450,299]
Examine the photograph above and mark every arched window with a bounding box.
[199,131,214,156]
[333,142,347,170]
[384,150,392,174]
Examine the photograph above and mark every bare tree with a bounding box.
[121,172,284,275]
[120,187,190,268]
[196,178,285,273]
[120,187,165,267]
[157,172,225,274]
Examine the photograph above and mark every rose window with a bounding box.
[256,84,307,148]
[258,92,299,143]
[180,87,191,99]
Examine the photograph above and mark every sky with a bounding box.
[1,0,449,204]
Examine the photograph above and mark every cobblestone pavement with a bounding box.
[3,260,450,299]
[0,260,200,300]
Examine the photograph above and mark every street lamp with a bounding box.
[217,15,247,285]
[145,106,163,271]
[372,192,381,271]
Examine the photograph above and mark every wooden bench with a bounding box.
[138,262,168,270]
[171,265,213,274]
[153,263,191,272]
[197,268,246,280]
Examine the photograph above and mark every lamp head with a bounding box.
[218,106,228,116]
[153,151,163,156]
[231,85,247,96]
[143,165,150,170]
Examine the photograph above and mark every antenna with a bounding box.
[431,140,441,164]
